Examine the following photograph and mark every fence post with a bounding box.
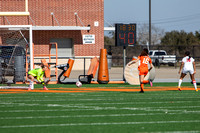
[175,45,177,69]
[192,45,195,58]
[84,58,86,75]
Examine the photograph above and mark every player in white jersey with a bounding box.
[178,51,198,91]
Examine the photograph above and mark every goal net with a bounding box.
[0,25,33,89]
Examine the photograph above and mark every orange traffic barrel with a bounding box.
[63,58,74,77]
[97,49,109,84]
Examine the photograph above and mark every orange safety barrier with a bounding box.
[97,49,109,84]
[78,57,99,84]
[63,58,74,77]
[87,57,99,78]
[41,59,50,78]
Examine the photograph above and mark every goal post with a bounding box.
[0,0,30,16]
[0,25,33,89]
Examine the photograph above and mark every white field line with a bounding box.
[0,112,200,120]
[1,100,200,108]
[0,97,199,103]
[0,99,200,105]
[1,96,199,101]
[0,105,200,113]
[1,95,199,99]
[148,131,200,133]
[0,91,197,96]
[0,101,199,108]
[0,120,200,128]
[0,91,196,98]
[1,103,200,112]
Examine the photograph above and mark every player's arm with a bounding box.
[178,62,184,74]
[149,63,153,71]
[193,61,196,74]
[148,58,153,71]
[36,70,44,83]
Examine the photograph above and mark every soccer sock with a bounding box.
[142,80,149,84]
[29,81,33,88]
[178,79,182,88]
[42,82,45,88]
[140,84,144,91]
[192,80,197,90]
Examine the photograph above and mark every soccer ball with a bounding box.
[76,81,82,87]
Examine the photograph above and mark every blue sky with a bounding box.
[104,0,200,33]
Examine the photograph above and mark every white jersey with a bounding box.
[182,56,194,74]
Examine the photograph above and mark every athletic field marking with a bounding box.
[0,100,199,109]
[0,120,200,128]
[1,105,200,113]
[148,131,199,133]
[0,86,196,94]
[0,95,199,103]
[1,112,200,120]
[1,101,200,110]
[0,101,199,108]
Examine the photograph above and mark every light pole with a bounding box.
[149,0,151,49]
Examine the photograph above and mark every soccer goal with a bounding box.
[0,0,30,16]
[0,25,33,89]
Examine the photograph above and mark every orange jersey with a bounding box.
[138,55,152,75]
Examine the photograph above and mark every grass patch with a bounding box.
[0,86,199,132]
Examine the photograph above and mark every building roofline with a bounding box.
[32,26,90,31]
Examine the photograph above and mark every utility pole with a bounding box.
[149,0,151,49]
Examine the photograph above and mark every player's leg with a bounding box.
[178,72,186,91]
[43,83,48,90]
[43,86,48,90]
[190,73,198,91]
[42,77,48,90]
[28,75,34,90]
[139,75,145,93]
[141,70,152,86]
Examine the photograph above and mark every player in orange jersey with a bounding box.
[128,48,153,93]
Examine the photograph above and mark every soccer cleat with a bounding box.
[28,87,31,91]
[195,89,198,92]
[43,86,48,90]
[139,90,144,93]
[149,81,153,87]
[178,87,182,91]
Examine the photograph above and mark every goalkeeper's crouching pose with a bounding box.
[28,65,48,91]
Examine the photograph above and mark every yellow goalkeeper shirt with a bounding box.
[28,68,44,82]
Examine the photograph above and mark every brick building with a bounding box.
[0,0,104,57]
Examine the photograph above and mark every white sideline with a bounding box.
[0,86,28,89]
[0,96,199,102]
[0,106,200,113]
[149,131,199,133]
[0,112,200,120]
[0,120,200,128]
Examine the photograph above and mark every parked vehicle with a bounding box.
[149,50,176,66]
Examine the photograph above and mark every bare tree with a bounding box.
[137,23,165,45]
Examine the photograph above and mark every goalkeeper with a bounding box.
[28,65,48,91]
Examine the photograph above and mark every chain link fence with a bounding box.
[105,45,200,68]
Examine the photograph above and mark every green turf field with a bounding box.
[0,83,200,133]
